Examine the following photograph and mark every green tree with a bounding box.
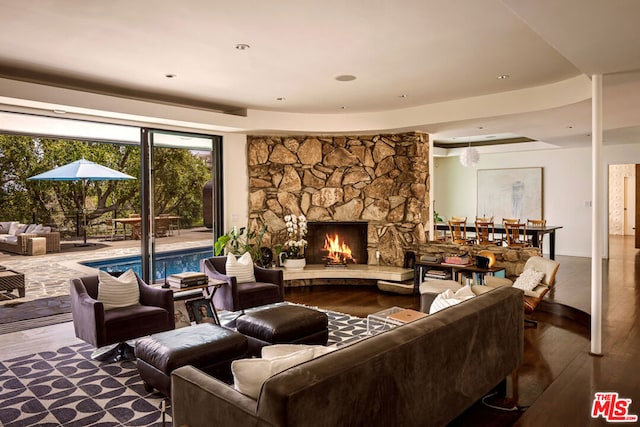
[1,135,210,232]
[21,138,141,229]
[153,147,210,225]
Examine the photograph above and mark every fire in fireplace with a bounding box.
[306,222,368,266]
[323,233,355,265]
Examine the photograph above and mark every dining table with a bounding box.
[112,215,181,240]
[435,222,563,259]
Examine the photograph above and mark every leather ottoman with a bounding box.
[236,305,329,355]
[136,323,248,397]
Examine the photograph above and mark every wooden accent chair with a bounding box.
[486,256,560,327]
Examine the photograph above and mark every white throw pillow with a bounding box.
[232,348,315,399]
[225,252,256,283]
[261,344,336,360]
[25,224,38,233]
[3,222,18,235]
[513,269,546,292]
[97,269,140,311]
[429,286,475,315]
[0,221,11,234]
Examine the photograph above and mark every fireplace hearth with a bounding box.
[306,222,368,266]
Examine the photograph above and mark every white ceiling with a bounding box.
[0,0,639,152]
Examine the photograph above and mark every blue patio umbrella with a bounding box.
[28,158,136,245]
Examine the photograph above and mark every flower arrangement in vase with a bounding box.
[279,214,308,270]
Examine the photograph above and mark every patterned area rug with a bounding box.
[0,307,371,427]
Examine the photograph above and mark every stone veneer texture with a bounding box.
[246,132,430,267]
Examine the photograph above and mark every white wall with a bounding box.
[221,133,249,232]
[434,143,640,258]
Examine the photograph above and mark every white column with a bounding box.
[591,74,603,356]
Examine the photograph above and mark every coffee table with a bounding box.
[0,269,25,299]
[366,306,427,335]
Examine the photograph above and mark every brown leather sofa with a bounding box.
[171,286,524,427]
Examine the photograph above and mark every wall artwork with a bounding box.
[186,298,216,325]
[477,167,542,222]
[173,300,193,329]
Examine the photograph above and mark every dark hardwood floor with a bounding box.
[286,235,640,427]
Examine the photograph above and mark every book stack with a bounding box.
[167,272,208,288]
[424,269,450,279]
[420,255,440,263]
[443,255,471,266]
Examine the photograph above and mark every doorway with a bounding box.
[624,175,635,235]
[608,164,638,252]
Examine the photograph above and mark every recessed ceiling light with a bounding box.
[235,43,250,50]
[398,94,408,98]
[165,74,176,78]
[276,97,286,101]
[335,75,357,82]
[477,126,484,130]
[497,74,510,80]
[567,125,574,129]
[340,106,347,110]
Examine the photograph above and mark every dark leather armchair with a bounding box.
[70,273,175,360]
[200,256,284,312]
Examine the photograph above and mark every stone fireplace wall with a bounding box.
[246,132,429,267]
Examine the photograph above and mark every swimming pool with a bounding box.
[82,246,214,281]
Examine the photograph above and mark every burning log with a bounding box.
[323,233,356,265]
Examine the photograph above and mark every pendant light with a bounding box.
[459,143,479,167]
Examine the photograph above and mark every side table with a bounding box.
[366,306,427,335]
[0,269,26,299]
[168,279,225,325]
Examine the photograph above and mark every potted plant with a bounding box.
[279,214,308,270]
[214,223,269,266]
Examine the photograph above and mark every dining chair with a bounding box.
[475,219,498,246]
[526,219,546,249]
[156,215,171,237]
[501,218,520,243]
[504,222,528,247]
[448,217,470,245]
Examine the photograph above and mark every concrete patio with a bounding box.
[0,227,214,304]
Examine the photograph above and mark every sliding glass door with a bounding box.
[140,129,222,284]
